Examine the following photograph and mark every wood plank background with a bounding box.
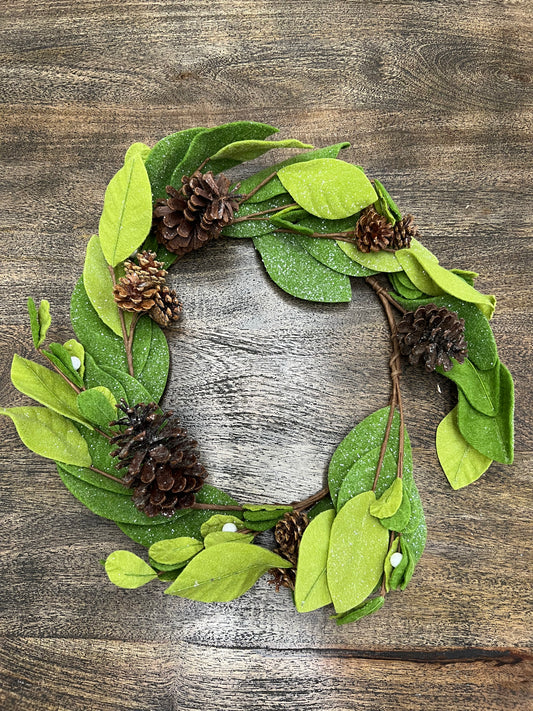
[0,1,531,709]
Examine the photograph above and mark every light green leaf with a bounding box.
[200,514,245,538]
[327,491,389,614]
[242,504,293,521]
[27,298,40,348]
[436,406,493,489]
[210,138,313,162]
[241,518,281,532]
[41,343,84,389]
[278,158,377,220]
[203,531,255,547]
[148,537,204,566]
[83,234,132,337]
[104,550,157,589]
[98,154,153,267]
[124,142,151,163]
[145,127,207,200]
[394,246,442,294]
[164,542,291,602]
[338,241,402,272]
[373,179,401,223]
[294,509,335,613]
[0,407,92,467]
[369,478,403,519]
[383,538,400,592]
[389,272,424,300]
[332,596,385,625]
[390,538,416,590]
[77,387,117,428]
[456,362,514,464]
[37,300,52,346]
[63,339,85,377]
[379,488,412,532]
[451,268,478,286]
[237,143,350,203]
[10,355,91,428]
[438,359,500,417]
[253,231,351,303]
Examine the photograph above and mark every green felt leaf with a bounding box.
[57,465,187,525]
[242,518,282,532]
[11,355,91,428]
[337,448,397,511]
[242,504,293,521]
[148,537,204,566]
[164,542,291,602]
[329,407,401,507]
[389,272,424,300]
[99,365,156,407]
[270,216,315,236]
[200,514,245,537]
[451,268,478,287]
[308,495,334,521]
[0,407,92,467]
[253,231,351,303]
[391,538,416,590]
[77,387,117,429]
[369,478,403,519]
[210,138,312,162]
[27,297,40,348]
[83,234,132,338]
[73,421,122,478]
[397,241,496,319]
[436,406,493,490]
[391,293,498,371]
[63,340,85,376]
[327,491,390,614]
[456,362,514,464]
[104,550,157,589]
[294,509,335,613]
[338,241,402,273]
[332,596,385,625]
[37,300,52,346]
[401,479,427,564]
[171,121,278,182]
[145,127,207,200]
[124,142,151,163]
[383,538,400,592]
[278,159,377,220]
[373,179,401,222]
[118,486,243,547]
[130,317,169,401]
[41,343,84,389]
[223,194,295,238]
[204,531,255,547]
[98,154,153,267]
[60,463,129,495]
[439,359,500,417]
[237,143,350,203]
[379,487,412,532]
[84,354,127,402]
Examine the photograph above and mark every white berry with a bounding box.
[70,356,82,371]
[222,522,238,533]
[390,552,403,568]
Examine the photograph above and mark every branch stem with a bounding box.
[39,349,82,394]
[89,466,130,487]
[273,229,357,244]
[232,203,298,223]
[238,171,278,204]
[365,276,406,314]
[108,265,135,377]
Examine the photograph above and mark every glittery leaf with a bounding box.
[438,359,500,417]
[331,595,385,625]
[294,509,335,613]
[145,127,207,200]
[210,138,313,162]
[369,478,403,519]
[77,387,117,429]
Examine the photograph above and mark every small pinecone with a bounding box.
[109,401,207,517]
[124,251,167,285]
[149,285,183,328]
[113,271,160,313]
[268,511,309,591]
[153,171,239,257]
[390,214,419,251]
[396,304,468,372]
[355,206,395,253]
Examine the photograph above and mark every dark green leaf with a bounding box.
[222,194,295,238]
[131,316,169,401]
[145,127,206,200]
[84,353,127,402]
[27,297,40,348]
[307,495,334,520]
[210,138,312,163]
[438,359,500,416]
[332,596,385,625]
[373,179,402,222]
[60,463,129,495]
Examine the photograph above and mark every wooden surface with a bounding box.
[1,1,532,709]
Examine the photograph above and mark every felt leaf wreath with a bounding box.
[1,122,515,625]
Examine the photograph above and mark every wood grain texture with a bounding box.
[0,1,532,709]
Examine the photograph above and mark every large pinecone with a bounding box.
[109,401,207,518]
[269,511,309,591]
[355,206,395,253]
[390,214,419,251]
[153,171,239,257]
[396,304,468,372]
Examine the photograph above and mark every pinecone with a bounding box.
[109,401,207,517]
[149,285,183,328]
[113,271,160,313]
[153,171,239,257]
[268,510,309,591]
[396,304,468,372]
[124,251,167,285]
[390,214,419,251]
[355,206,395,253]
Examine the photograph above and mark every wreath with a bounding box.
[1,122,514,625]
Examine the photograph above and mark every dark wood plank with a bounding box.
[0,0,532,709]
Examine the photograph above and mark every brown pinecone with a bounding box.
[149,285,183,328]
[113,271,160,313]
[396,304,468,372]
[124,251,167,285]
[109,401,207,518]
[355,206,395,253]
[390,214,419,250]
[268,510,309,591]
[153,171,239,257]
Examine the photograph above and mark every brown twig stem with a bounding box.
[238,171,278,204]
[292,486,330,512]
[190,486,330,513]
[89,465,130,487]
[39,349,82,394]
[108,265,135,377]
[365,276,406,314]
[232,203,299,223]
[273,229,357,245]
[191,502,244,511]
